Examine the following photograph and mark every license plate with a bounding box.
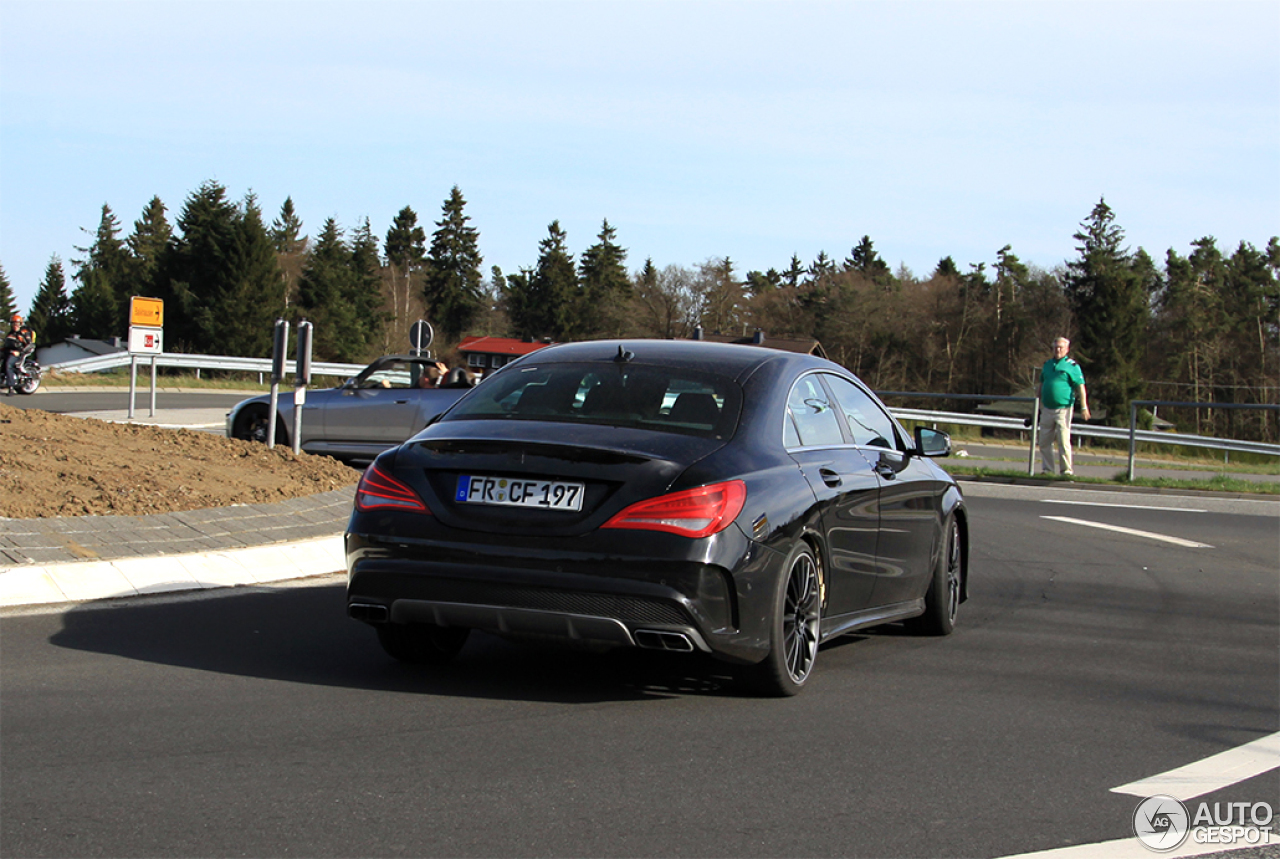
[456,475,585,511]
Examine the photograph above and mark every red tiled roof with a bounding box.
[457,336,552,357]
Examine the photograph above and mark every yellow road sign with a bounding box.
[130,296,164,327]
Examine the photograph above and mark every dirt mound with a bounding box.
[0,403,360,518]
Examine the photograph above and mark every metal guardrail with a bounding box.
[48,351,365,381]
[1126,400,1280,480]
[880,391,1280,478]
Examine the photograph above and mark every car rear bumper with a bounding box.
[344,531,782,664]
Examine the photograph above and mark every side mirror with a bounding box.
[914,426,952,458]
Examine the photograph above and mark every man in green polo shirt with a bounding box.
[1039,337,1091,476]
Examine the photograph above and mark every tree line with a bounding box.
[0,183,1276,441]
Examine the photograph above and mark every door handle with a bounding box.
[819,468,842,488]
[874,462,897,480]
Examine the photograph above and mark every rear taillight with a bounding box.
[602,480,746,539]
[355,465,430,513]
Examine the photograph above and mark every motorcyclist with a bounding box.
[3,313,36,395]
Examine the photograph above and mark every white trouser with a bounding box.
[1039,406,1074,475]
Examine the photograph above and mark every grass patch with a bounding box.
[943,464,1279,495]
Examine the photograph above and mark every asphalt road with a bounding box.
[2,485,1277,858]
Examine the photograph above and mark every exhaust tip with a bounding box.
[348,602,389,624]
[633,629,695,652]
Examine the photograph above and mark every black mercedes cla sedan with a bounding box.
[345,339,968,695]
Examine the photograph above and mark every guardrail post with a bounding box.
[149,355,158,417]
[127,356,136,419]
[1028,397,1040,476]
[1128,402,1138,481]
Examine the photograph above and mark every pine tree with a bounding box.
[806,251,836,283]
[577,219,630,338]
[271,197,305,254]
[159,180,240,350]
[71,204,132,339]
[384,205,427,346]
[781,255,806,290]
[844,236,894,287]
[218,193,286,356]
[1063,198,1148,422]
[349,218,387,359]
[128,196,171,299]
[29,256,72,344]
[743,269,780,297]
[423,187,484,343]
[271,197,307,309]
[516,221,577,341]
[297,218,377,362]
[499,266,536,339]
[0,264,15,322]
[934,257,960,279]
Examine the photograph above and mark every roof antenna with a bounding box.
[614,345,634,363]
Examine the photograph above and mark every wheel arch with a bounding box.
[232,402,290,447]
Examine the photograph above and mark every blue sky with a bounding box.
[2,0,1277,315]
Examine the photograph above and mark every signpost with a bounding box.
[127,297,164,418]
[268,319,289,448]
[293,321,314,455]
[409,319,433,357]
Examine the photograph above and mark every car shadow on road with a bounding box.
[48,582,759,703]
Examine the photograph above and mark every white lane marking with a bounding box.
[1040,516,1214,548]
[1040,499,1207,513]
[1110,731,1280,801]
[993,829,1278,858]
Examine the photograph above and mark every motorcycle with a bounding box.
[6,349,41,395]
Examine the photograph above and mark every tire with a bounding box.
[377,623,470,666]
[232,405,288,447]
[747,542,822,697]
[15,375,39,395]
[906,516,961,636]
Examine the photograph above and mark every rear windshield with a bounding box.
[441,362,741,439]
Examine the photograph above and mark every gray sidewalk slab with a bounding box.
[0,487,354,567]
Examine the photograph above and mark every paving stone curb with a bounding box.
[0,487,354,609]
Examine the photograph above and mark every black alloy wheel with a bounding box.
[748,543,822,697]
[907,516,961,636]
[377,623,470,666]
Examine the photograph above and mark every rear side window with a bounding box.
[785,375,844,448]
[823,375,900,449]
[441,363,740,439]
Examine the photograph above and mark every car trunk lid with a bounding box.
[395,420,728,537]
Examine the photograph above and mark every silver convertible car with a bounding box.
[226,355,469,462]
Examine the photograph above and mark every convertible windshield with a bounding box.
[442,362,741,439]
